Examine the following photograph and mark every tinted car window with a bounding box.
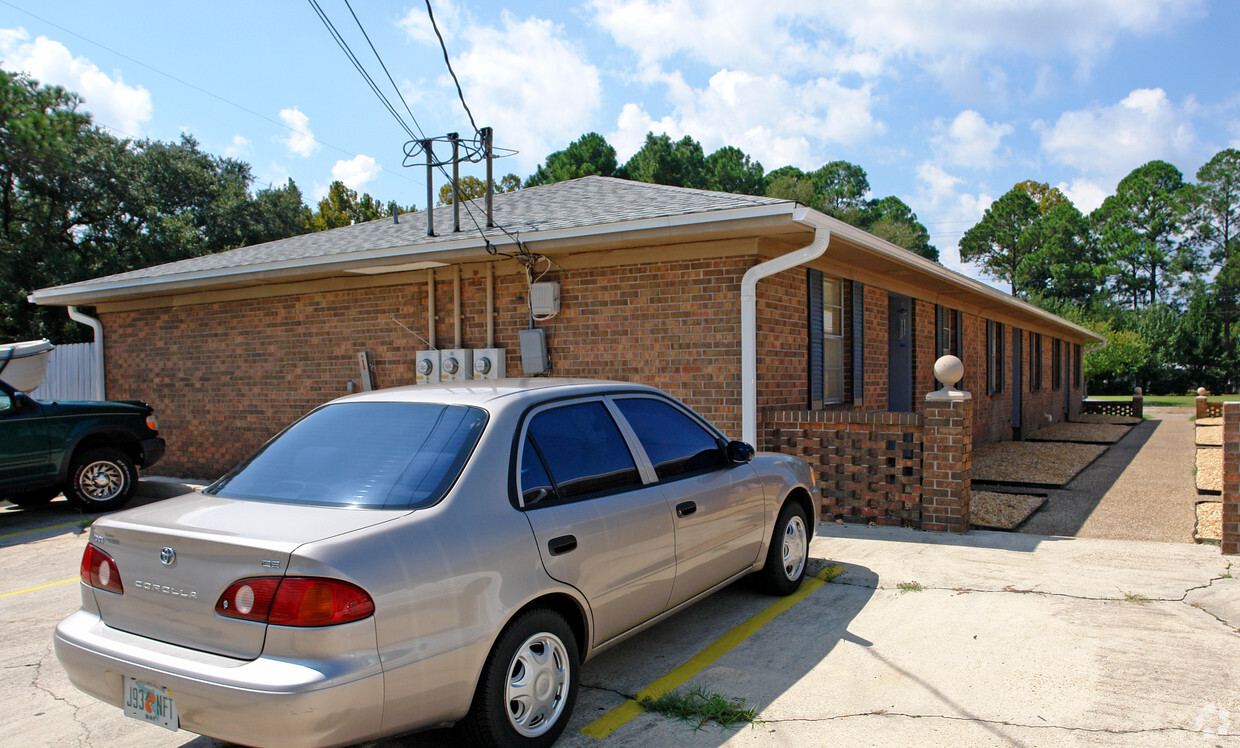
[520,435,557,506]
[206,402,487,509]
[615,397,725,480]
[526,401,641,501]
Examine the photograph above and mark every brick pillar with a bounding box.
[1222,403,1240,555]
[1132,394,1142,418]
[922,390,973,533]
[1197,395,1210,421]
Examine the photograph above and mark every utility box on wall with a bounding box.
[439,349,473,382]
[530,282,560,317]
[472,348,505,380]
[519,329,549,376]
[415,350,439,385]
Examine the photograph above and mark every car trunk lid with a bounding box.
[88,492,403,659]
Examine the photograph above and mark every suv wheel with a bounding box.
[67,448,136,512]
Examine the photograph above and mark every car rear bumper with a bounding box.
[138,437,165,468]
[54,608,385,748]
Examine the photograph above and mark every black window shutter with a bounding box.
[986,321,994,395]
[954,310,963,358]
[852,281,864,406]
[807,269,824,408]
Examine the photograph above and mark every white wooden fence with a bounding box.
[29,342,100,401]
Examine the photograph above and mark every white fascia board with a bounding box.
[29,201,801,306]
[796,209,1105,344]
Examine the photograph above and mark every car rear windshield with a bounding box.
[205,402,488,509]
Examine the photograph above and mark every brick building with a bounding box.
[30,177,1103,527]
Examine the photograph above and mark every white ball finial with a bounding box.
[1133,387,1142,396]
[934,355,964,389]
[1198,387,1208,396]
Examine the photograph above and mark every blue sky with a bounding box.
[2,0,1238,280]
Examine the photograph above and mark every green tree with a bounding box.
[860,196,938,262]
[959,188,1041,295]
[437,174,520,205]
[1020,201,1105,306]
[620,133,706,188]
[763,166,817,205]
[1184,148,1240,383]
[1092,160,1191,309]
[703,146,764,195]
[1013,180,1071,214]
[524,132,617,187]
[308,181,415,230]
[812,161,870,217]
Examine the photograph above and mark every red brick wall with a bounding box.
[103,256,753,479]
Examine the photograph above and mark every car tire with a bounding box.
[757,501,810,596]
[67,448,137,513]
[4,488,60,507]
[460,608,579,748]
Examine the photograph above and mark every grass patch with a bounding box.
[897,581,925,593]
[1120,591,1152,604]
[1089,394,1240,407]
[640,686,758,730]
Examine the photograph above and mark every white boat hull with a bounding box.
[0,339,54,392]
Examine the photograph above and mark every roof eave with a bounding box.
[28,201,802,307]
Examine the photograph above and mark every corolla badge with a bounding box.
[159,547,176,566]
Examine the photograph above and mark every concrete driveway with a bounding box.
[3,497,1237,747]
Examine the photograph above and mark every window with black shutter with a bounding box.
[986,320,1005,395]
[1031,332,1043,391]
[1052,339,1062,390]
[936,305,961,359]
[807,269,847,407]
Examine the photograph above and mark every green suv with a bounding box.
[0,379,165,512]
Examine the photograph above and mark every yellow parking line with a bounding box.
[580,563,844,739]
[0,520,90,541]
[0,576,79,600]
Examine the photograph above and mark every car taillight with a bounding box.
[216,577,374,627]
[145,415,159,431]
[80,544,124,594]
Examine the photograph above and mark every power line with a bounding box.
[424,0,479,136]
[305,0,418,142]
[342,0,426,142]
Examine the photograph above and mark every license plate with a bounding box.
[122,676,179,731]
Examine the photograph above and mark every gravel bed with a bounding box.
[1195,417,1223,427]
[1073,414,1143,425]
[973,441,1108,486]
[1026,421,1132,444]
[970,491,1045,530]
[1195,501,1222,542]
[1196,448,1222,493]
[1196,425,1223,446]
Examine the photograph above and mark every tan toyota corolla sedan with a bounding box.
[55,379,818,747]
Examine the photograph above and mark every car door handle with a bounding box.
[548,535,577,556]
[676,501,697,518]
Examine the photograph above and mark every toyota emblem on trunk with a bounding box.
[159,547,176,566]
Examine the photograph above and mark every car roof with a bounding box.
[329,378,665,413]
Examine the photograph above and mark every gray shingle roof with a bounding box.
[38,177,793,293]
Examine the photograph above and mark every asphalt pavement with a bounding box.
[2,492,1236,747]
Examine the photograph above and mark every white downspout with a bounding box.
[67,305,105,400]
[741,218,831,447]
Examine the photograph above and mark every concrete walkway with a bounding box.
[1018,410,1201,542]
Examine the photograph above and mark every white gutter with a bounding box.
[741,213,831,446]
[67,306,105,400]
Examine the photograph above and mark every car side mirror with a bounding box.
[726,440,755,463]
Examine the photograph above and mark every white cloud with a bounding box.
[278,107,320,158]
[930,110,1013,170]
[0,27,152,134]
[1036,88,1197,190]
[1057,178,1109,214]
[589,0,1202,83]
[447,13,601,172]
[909,162,993,280]
[331,154,381,191]
[608,69,884,170]
[225,135,251,158]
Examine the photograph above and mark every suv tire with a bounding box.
[67,448,136,512]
